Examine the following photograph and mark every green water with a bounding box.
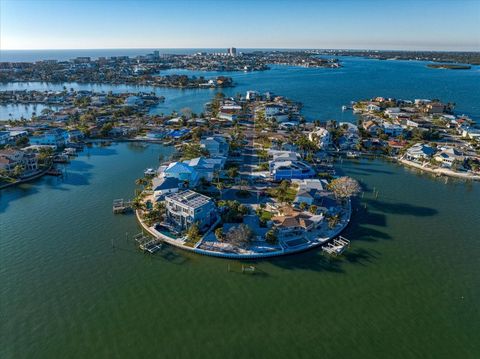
[1,142,479,358]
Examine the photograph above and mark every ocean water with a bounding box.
[1,55,480,358]
[0,48,307,62]
[1,57,479,123]
[1,143,479,358]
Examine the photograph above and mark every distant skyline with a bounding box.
[1,0,479,51]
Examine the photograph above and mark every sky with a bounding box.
[0,0,479,51]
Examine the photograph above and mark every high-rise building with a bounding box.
[228,47,237,57]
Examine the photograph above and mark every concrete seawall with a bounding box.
[135,200,352,260]
[399,159,480,181]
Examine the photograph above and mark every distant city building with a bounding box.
[228,47,237,57]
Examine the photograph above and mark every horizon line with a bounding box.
[1,47,479,53]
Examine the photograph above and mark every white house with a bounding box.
[385,107,401,117]
[293,179,326,205]
[366,104,381,112]
[462,128,480,142]
[383,123,403,137]
[434,148,465,168]
[200,136,229,157]
[268,150,299,162]
[308,128,330,149]
[405,143,436,161]
[161,162,199,186]
[246,90,259,101]
[183,156,226,181]
[0,149,38,173]
[165,190,217,231]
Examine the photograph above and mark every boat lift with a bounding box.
[133,232,163,254]
[322,236,350,256]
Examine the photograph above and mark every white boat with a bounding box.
[341,105,347,111]
[144,168,156,176]
[346,151,359,159]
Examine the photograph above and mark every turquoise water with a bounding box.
[2,57,479,122]
[1,59,480,358]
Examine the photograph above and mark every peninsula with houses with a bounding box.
[2,88,479,257]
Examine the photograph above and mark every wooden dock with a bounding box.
[113,199,132,214]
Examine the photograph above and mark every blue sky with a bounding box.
[1,0,479,50]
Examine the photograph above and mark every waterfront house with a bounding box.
[272,209,323,241]
[269,159,316,181]
[384,107,401,117]
[434,148,465,168]
[165,190,217,231]
[383,123,404,137]
[338,133,360,150]
[67,130,84,142]
[152,177,181,200]
[366,104,381,112]
[339,122,359,134]
[183,156,226,182]
[167,128,190,139]
[424,102,448,114]
[362,120,380,135]
[200,136,229,157]
[146,131,165,139]
[0,131,10,145]
[246,90,259,101]
[405,143,436,161]
[29,130,66,148]
[308,128,330,150]
[293,178,326,205]
[109,126,134,137]
[462,128,480,142]
[162,162,199,186]
[0,149,38,173]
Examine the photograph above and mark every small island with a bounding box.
[129,91,358,258]
[427,63,471,70]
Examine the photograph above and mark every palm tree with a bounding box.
[227,167,238,180]
[131,197,145,211]
[216,182,225,199]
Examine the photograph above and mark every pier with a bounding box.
[322,236,350,256]
[113,199,133,214]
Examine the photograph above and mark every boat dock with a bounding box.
[53,154,69,163]
[113,199,132,214]
[133,232,163,253]
[45,168,63,176]
[140,239,163,253]
[322,236,350,256]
